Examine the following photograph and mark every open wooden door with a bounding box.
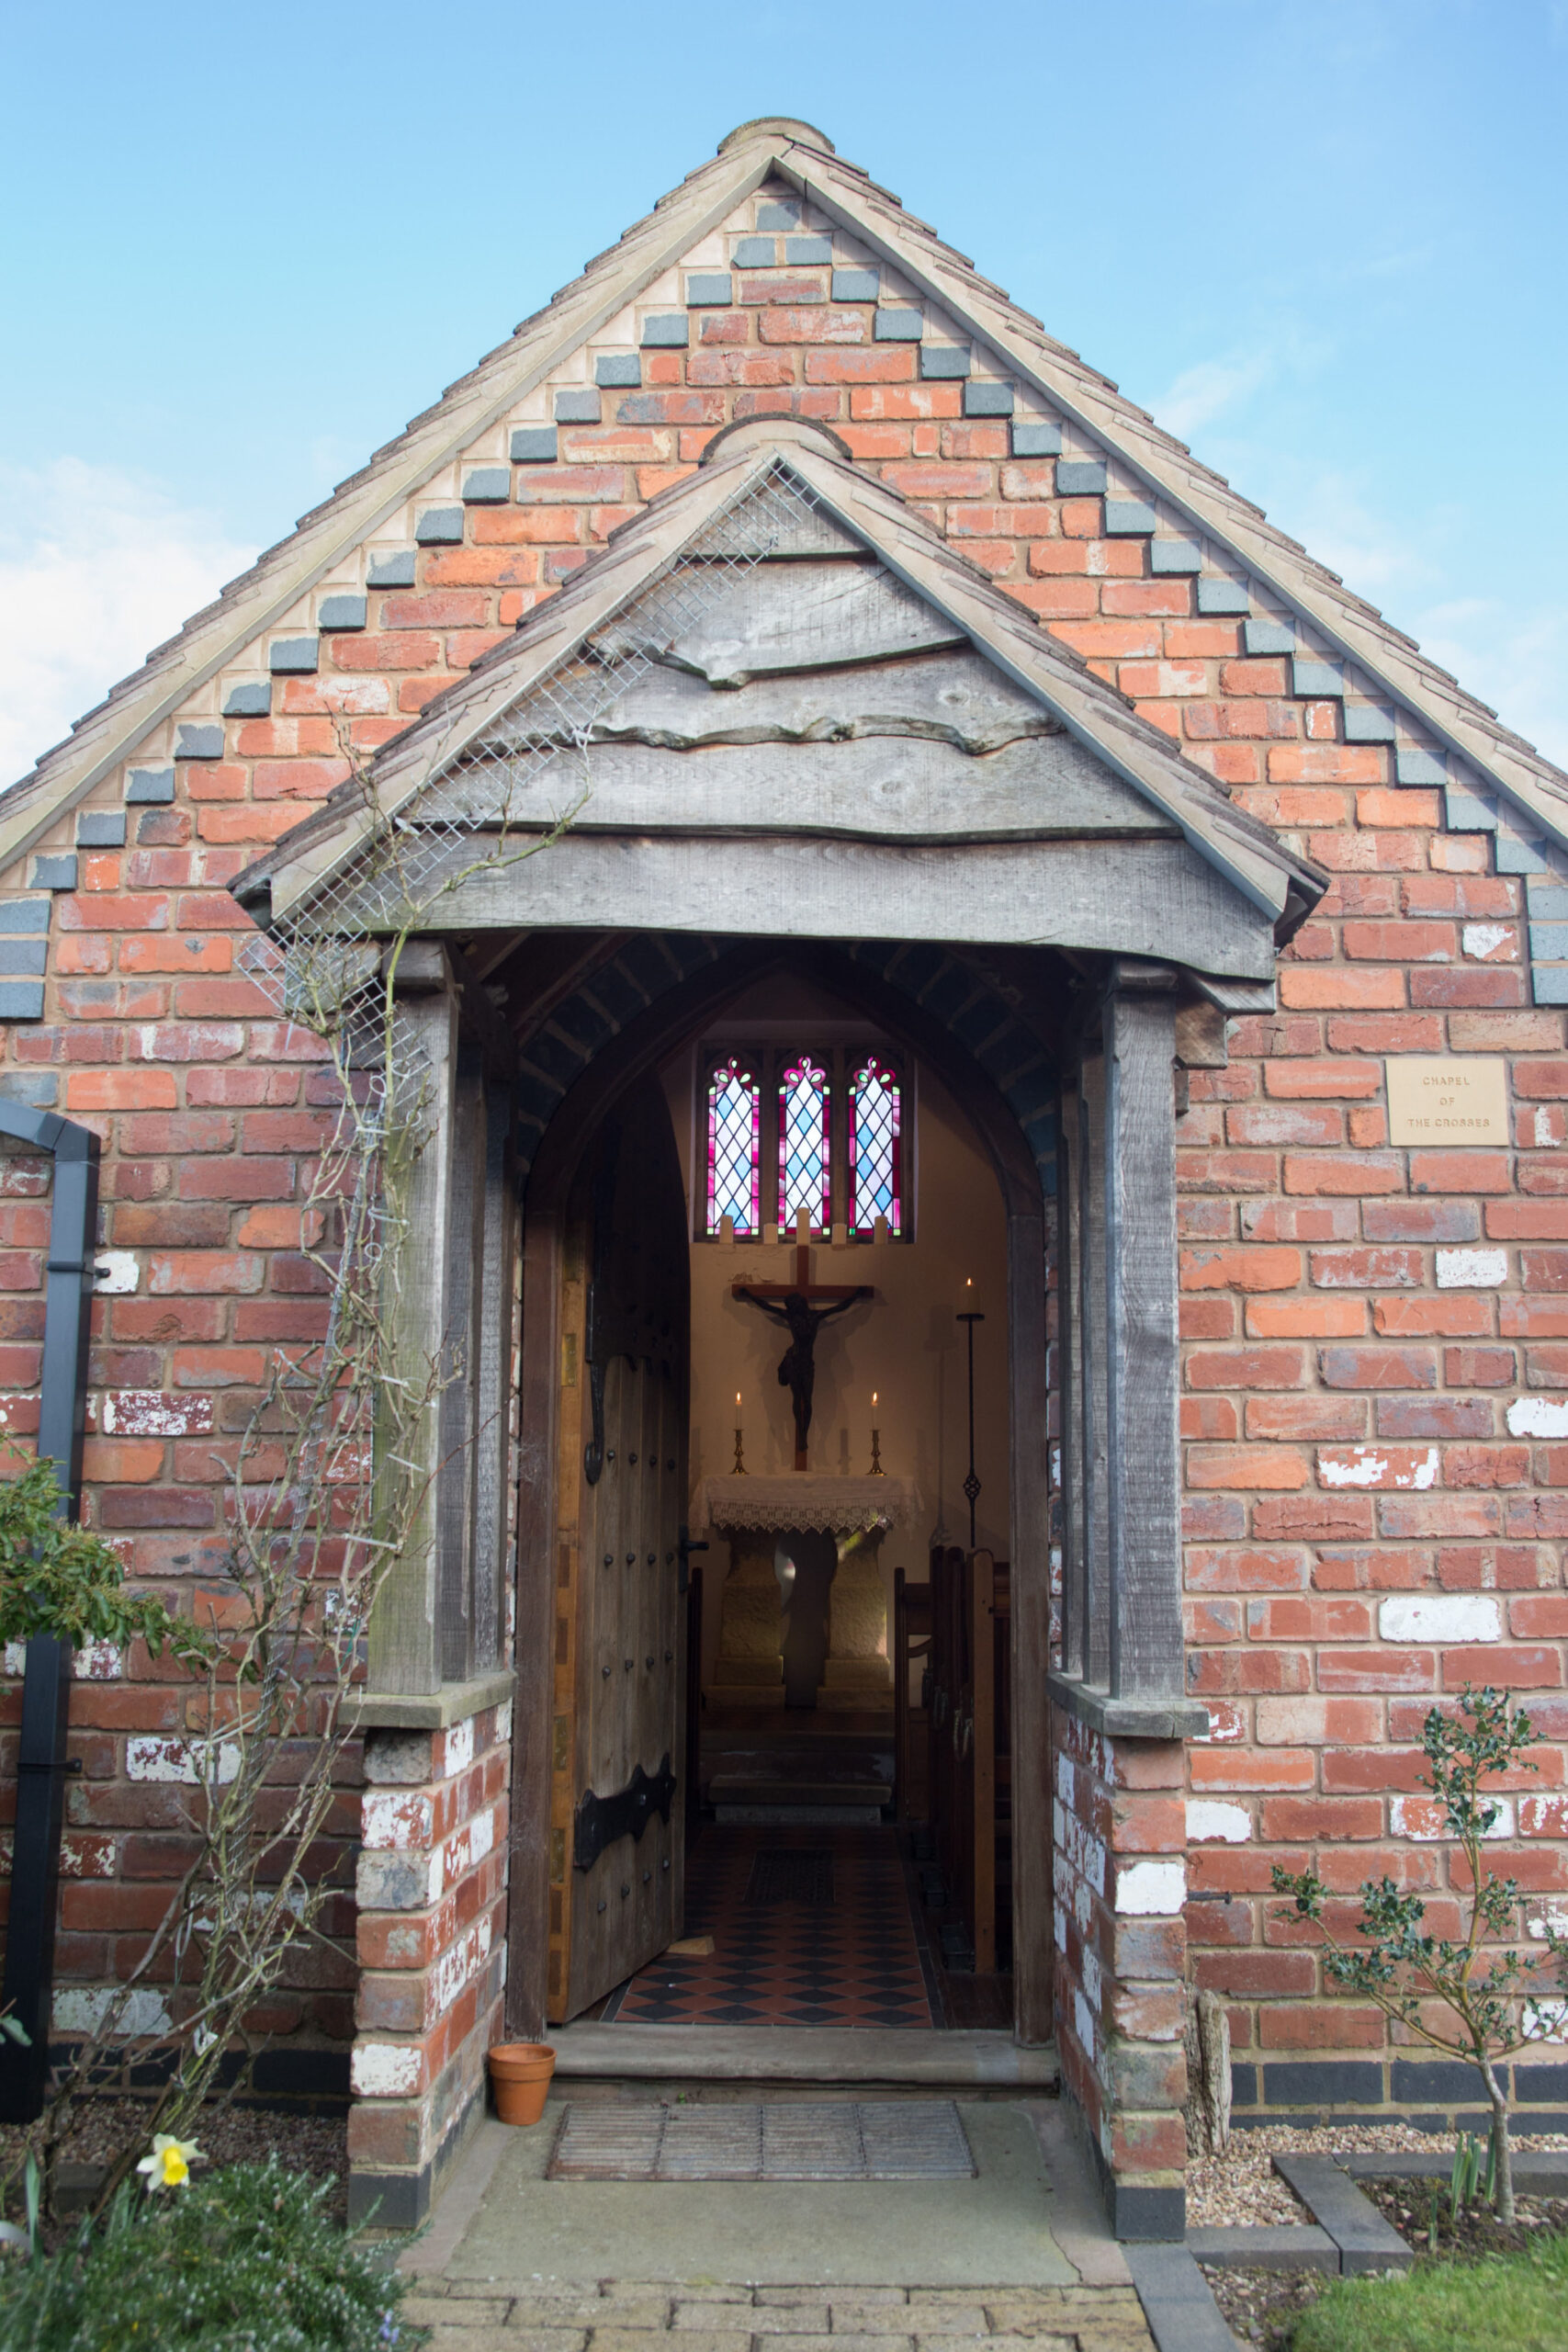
[547,1077,689,2022]
[927,1545,1009,1977]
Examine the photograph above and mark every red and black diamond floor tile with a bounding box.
[604,1825,941,2029]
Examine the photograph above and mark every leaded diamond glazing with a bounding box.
[850,1057,900,1236]
[777,1057,829,1236]
[707,1057,759,1235]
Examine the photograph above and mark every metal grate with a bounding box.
[744,1848,835,1905]
[547,2099,976,2181]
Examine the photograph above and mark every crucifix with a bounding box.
[733,1221,873,1469]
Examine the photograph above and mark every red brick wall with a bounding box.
[2,246,1564,2131]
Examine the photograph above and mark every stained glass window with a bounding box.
[777,1057,830,1237]
[706,1056,760,1236]
[849,1057,901,1237]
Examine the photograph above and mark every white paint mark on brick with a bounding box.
[1318,1446,1438,1490]
[127,1735,241,1785]
[494,1701,513,1745]
[1462,924,1513,961]
[1074,1988,1098,2060]
[1437,1247,1508,1289]
[1055,1754,1076,1808]
[1529,1905,1568,1942]
[441,1715,475,1780]
[1522,2001,1568,2045]
[1379,1594,1501,1644]
[1508,1396,1568,1438]
[1115,1858,1187,1916]
[1393,1792,1515,1841]
[431,1800,497,1900]
[1058,1810,1107,1897]
[73,1640,122,1681]
[93,1251,140,1295]
[102,1391,214,1437]
[1054,1899,1069,1955]
[53,1986,171,2036]
[1186,1799,1252,1844]
[351,2041,422,2098]
[362,1791,434,1851]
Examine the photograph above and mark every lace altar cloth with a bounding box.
[694,1474,923,1537]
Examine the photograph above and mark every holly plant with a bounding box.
[1272,1685,1568,2222]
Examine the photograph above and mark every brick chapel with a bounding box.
[2,118,1566,2237]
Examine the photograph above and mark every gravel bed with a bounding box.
[1188,2120,1568,2229]
[1200,2263,1328,2350]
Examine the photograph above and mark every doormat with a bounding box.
[547,2099,975,2181]
[744,1848,834,1905]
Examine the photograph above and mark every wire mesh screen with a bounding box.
[237,458,826,1036]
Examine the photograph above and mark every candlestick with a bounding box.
[958,1286,984,1550]
[732,1390,747,1476]
[868,1389,884,1476]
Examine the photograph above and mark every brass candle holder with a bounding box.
[868,1390,885,1476]
[732,1391,747,1476]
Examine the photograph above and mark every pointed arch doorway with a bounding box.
[506,938,1057,2056]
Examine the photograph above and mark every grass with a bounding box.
[1290,2228,1568,2351]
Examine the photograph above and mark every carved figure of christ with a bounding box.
[733,1238,873,1470]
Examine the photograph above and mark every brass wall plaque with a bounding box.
[1386,1056,1510,1146]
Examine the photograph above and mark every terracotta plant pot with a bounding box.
[488,2041,557,2127]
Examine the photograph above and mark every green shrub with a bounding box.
[0,1454,210,1666]
[1290,2228,1568,2351]
[0,2158,421,2351]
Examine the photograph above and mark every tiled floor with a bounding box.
[604,1826,938,2029]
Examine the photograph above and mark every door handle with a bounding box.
[677,1525,708,1596]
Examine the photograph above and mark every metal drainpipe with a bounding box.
[0,1104,101,2123]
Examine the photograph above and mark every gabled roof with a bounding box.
[6,113,1565,877]
[235,414,1323,939]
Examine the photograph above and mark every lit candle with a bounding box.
[869,1389,884,1477]
[732,1391,746,1476]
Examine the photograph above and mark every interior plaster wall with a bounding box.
[658,977,1010,1690]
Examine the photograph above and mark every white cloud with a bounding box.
[0,458,254,790]
[1152,329,1332,445]
[1170,438,1568,769]
[1156,349,1281,443]
[1410,594,1568,769]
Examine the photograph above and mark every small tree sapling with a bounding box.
[1271,1685,1568,2222]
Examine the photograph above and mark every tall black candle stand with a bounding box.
[958,1309,985,1552]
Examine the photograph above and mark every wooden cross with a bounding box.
[733,1227,873,1470]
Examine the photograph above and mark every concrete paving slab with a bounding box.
[432,2100,1080,2289]
[1271,2155,1412,2276]
[1120,2245,1239,2352]
[1185,2224,1336,2273]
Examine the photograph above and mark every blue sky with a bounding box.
[3,0,1564,785]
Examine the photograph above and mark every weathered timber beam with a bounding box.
[1102,965,1184,1701]
[344,835,1278,979]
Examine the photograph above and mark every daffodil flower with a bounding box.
[135,2133,201,2190]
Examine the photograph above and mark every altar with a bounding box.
[695,1474,922,1713]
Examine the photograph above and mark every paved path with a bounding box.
[397,2098,1155,2352]
[400,2281,1156,2352]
